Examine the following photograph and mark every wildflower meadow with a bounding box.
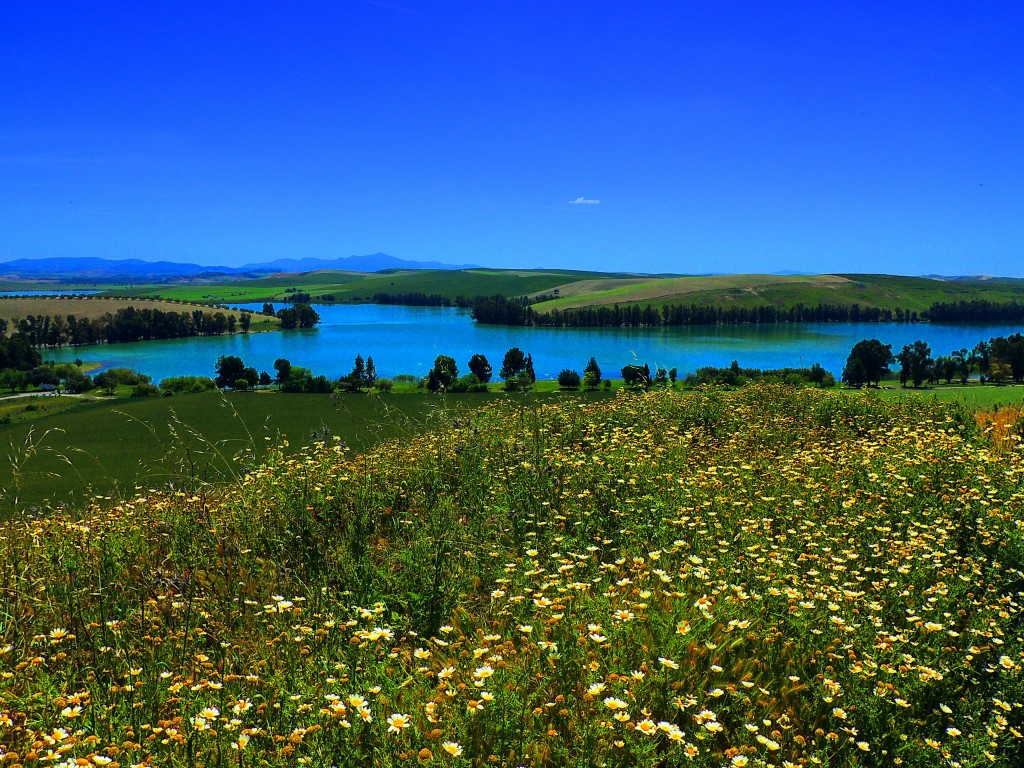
[0,385,1021,767]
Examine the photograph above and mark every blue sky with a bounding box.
[2,2,1022,275]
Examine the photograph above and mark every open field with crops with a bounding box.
[0,297,279,332]
[110,269,639,305]
[529,273,1024,313]
[0,389,614,515]
[0,385,1021,767]
[101,270,1024,319]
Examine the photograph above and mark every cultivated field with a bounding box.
[0,389,614,514]
[101,270,1024,319]
[0,296,278,331]
[529,273,1024,313]
[0,386,1021,766]
[111,269,639,305]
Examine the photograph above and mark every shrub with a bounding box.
[557,369,581,389]
[159,376,217,394]
[130,383,161,398]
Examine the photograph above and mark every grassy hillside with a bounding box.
[103,270,1024,320]
[1,386,1021,767]
[530,273,1024,313]
[0,388,616,515]
[0,391,475,514]
[112,269,641,305]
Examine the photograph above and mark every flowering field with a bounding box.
[1,385,1022,767]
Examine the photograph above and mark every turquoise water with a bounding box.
[43,303,1023,383]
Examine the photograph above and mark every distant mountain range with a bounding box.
[0,254,478,281]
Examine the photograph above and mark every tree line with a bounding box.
[842,333,1024,388]
[5,307,249,347]
[2,302,322,348]
[469,294,1024,327]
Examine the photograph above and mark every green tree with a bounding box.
[273,358,292,385]
[94,370,120,394]
[842,339,893,388]
[0,369,26,393]
[557,369,581,389]
[621,363,650,389]
[215,355,246,388]
[808,362,827,388]
[971,341,992,383]
[990,334,1024,382]
[295,303,321,328]
[365,356,377,388]
[239,312,251,333]
[468,354,492,383]
[896,340,932,388]
[281,366,314,392]
[276,307,298,329]
[351,354,366,384]
[525,354,536,383]
[584,357,602,387]
[500,347,527,381]
[426,355,459,392]
[950,348,970,384]
[62,370,94,393]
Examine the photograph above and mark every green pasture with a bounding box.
[870,381,1024,410]
[530,272,1024,312]
[110,268,650,304]
[0,387,612,515]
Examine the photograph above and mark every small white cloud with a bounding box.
[569,196,600,205]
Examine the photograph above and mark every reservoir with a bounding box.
[43,303,1023,383]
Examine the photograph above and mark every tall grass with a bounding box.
[0,385,1021,767]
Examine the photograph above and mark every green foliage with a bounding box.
[468,353,492,383]
[130,382,161,397]
[447,373,488,393]
[275,302,320,329]
[897,339,933,388]
[557,368,581,389]
[621,362,651,389]
[159,375,217,394]
[499,346,527,380]
[426,355,459,392]
[215,355,246,388]
[843,338,894,387]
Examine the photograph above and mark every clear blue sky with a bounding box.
[2,2,1022,275]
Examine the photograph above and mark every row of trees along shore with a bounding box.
[842,333,1024,387]
[470,295,1024,326]
[0,303,319,347]
[4,334,1023,398]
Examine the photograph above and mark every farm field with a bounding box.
[99,270,1024,320]
[0,385,1021,767]
[0,388,614,515]
[110,268,640,305]
[529,273,1024,313]
[0,296,279,331]
[3,381,1023,514]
